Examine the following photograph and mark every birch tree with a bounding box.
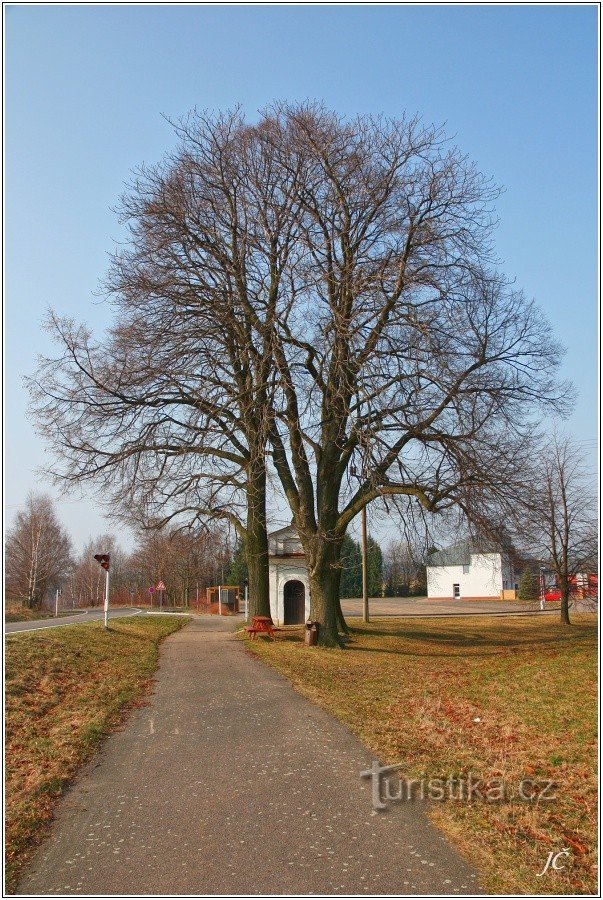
[5,493,73,608]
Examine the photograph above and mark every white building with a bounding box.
[268,525,310,624]
[426,541,517,600]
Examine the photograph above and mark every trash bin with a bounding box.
[305,621,319,646]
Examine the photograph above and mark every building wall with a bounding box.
[268,557,310,624]
[427,553,510,599]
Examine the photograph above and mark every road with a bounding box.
[340,596,595,617]
[17,616,480,894]
[7,596,592,636]
[5,608,143,635]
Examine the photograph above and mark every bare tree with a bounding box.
[69,535,132,608]
[5,493,73,608]
[383,538,427,596]
[263,105,568,643]
[29,103,569,645]
[521,436,597,625]
[30,109,304,618]
[129,525,231,606]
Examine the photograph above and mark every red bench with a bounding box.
[245,615,279,640]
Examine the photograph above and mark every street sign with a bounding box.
[156,581,166,591]
[148,586,155,594]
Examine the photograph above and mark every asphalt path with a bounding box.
[5,608,143,635]
[17,616,480,895]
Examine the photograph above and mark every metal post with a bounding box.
[361,505,369,623]
[55,588,59,618]
[218,586,222,617]
[244,580,249,622]
[160,589,163,611]
[104,567,110,630]
[540,567,545,611]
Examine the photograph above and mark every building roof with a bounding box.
[268,524,298,539]
[427,539,507,568]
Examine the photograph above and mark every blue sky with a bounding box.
[5,5,599,550]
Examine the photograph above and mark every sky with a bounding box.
[5,4,599,553]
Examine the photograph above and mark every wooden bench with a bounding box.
[245,616,280,640]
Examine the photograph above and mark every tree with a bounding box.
[30,108,303,619]
[517,567,539,602]
[339,534,383,598]
[521,436,597,625]
[226,540,248,588]
[263,105,567,643]
[5,493,73,609]
[30,104,568,645]
[130,525,231,607]
[383,538,427,596]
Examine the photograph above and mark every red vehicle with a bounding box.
[543,573,598,602]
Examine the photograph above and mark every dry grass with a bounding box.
[246,614,598,895]
[5,615,189,892]
[4,603,79,623]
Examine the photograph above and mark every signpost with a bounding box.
[156,581,166,611]
[244,578,249,622]
[93,554,110,630]
[55,587,62,618]
[148,586,155,608]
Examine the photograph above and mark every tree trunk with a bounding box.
[560,577,571,625]
[308,537,345,647]
[244,464,271,619]
[335,597,349,634]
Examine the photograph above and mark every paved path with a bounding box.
[18,617,480,895]
[5,608,143,635]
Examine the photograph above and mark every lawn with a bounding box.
[245,615,598,895]
[5,615,189,892]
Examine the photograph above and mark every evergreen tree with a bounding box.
[227,541,248,587]
[339,534,383,598]
[518,567,539,601]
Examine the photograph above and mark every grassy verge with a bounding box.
[5,615,189,891]
[4,605,83,623]
[245,615,597,894]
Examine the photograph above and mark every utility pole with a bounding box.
[361,386,371,624]
[361,506,369,623]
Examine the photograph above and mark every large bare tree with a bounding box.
[5,493,73,609]
[31,104,568,644]
[30,109,303,618]
[262,106,567,643]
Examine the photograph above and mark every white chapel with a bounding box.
[268,525,310,624]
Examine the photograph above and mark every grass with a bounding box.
[4,615,189,892]
[4,604,83,623]
[245,614,598,895]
